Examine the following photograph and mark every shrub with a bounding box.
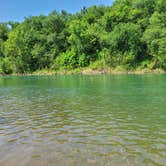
[1,58,14,74]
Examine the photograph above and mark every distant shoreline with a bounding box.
[0,68,165,76]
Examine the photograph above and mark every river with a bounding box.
[0,75,166,165]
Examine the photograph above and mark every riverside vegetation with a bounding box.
[0,0,166,75]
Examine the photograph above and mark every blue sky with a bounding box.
[0,0,114,22]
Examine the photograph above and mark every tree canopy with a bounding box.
[0,0,165,74]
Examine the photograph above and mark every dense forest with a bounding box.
[0,0,166,74]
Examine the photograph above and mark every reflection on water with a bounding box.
[0,75,166,166]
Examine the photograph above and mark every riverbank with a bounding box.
[0,68,165,76]
[81,68,166,75]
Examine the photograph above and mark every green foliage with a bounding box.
[108,23,143,67]
[0,58,14,74]
[90,60,105,70]
[53,48,78,69]
[78,54,88,67]
[0,0,166,74]
[143,11,166,69]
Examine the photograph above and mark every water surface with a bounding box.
[0,75,166,166]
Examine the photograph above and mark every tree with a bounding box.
[143,12,166,69]
[0,0,166,74]
[109,23,143,67]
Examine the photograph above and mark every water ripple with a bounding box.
[0,75,166,166]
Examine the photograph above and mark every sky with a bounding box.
[0,0,114,23]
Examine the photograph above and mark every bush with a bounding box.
[78,54,88,67]
[1,58,14,74]
[89,60,105,70]
[52,49,78,70]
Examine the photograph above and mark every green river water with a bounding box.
[0,75,166,166]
